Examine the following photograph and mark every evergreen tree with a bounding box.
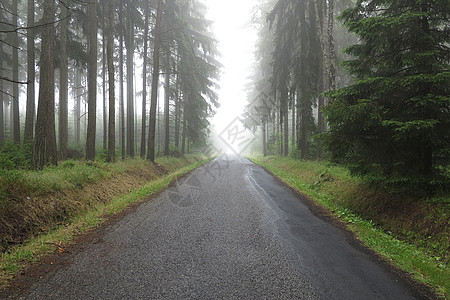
[325,0,450,187]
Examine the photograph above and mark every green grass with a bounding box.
[249,155,449,298]
[0,155,210,289]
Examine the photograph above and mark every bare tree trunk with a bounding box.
[262,118,267,157]
[12,0,20,144]
[74,68,81,145]
[0,63,4,144]
[140,3,149,158]
[164,52,170,156]
[174,75,180,149]
[86,0,98,161]
[147,0,163,161]
[33,0,56,169]
[328,0,336,92]
[102,3,107,151]
[106,0,115,163]
[181,96,187,155]
[118,7,125,159]
[125,4,134,158]
[59,0,68,160]
[24,0,35,144]
[291,91,295,146]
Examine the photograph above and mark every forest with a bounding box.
[245,0,450,191]
[0,0,449,295]
[0,0,220,169]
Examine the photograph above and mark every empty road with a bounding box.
[7,156,427,299]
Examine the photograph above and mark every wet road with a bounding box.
[13,156,423,299]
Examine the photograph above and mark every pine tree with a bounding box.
[325,0,450,186]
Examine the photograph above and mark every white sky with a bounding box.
[205,0,258,138]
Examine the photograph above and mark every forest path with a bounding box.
[8,156,425,299]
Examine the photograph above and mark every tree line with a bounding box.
[246,0,450,189]
[0,0,220,169]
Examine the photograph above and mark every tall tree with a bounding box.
[33,0,57,169]
[102,1,107,151]
[164,52,170,156]
[140,2,149,158]
[147,0,163,161]
[125,2,135,158]
[24,0,35,144]
[118,6,125,159]
[85,0,98,160]
[106,0,115,162]
[59,0,69,159]
[325,0,450,185]
[11,0,19,144]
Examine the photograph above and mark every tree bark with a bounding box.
[12,0,20,144]
[118,8,125,159]
[0,62,4,144]
[74,69,81,145]
[147,0,163,161]
[102,3,107,151]
[33,0,57,169]
[106,0,115,163]
[140,3,149,158]
[262,118,267,157]
[328,0,336,92]
[24,0,35,144]
[164,52,170,156]
[59,0,68,160]
[125,3,135,158]
[86,0,98,161]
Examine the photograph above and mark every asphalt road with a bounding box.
[10,156,426,299]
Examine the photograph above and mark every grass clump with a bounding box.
[249,155,449,297]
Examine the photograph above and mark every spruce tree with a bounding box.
[325,0,450,187]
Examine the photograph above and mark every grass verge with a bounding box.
[249,155,449,298]
[0,155,210,289]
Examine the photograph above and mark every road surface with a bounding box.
[7,156,428,299]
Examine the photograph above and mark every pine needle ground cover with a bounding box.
[0,155,208,288]
[249,155,449,297]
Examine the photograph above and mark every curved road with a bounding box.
[10,156,426,299]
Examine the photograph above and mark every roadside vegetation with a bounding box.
[0,146,209,289]
[249,155,449,298]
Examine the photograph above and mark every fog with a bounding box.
[206,0,259,154]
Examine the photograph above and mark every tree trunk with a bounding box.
[140,3,149,158]
[181,96,187,155]
[74,68,81,145]
[102,4,107,151]
[126,4,135,158]
[283,100,289,157]
[24,0,35,144]
[147,0,163,161]
[262,118,267,157]
[12,0,20,144]
[33,0,56,169]
[328,0,336,92]
[291,91,295,146]
[0,63,4,144]
[164,52,170,156]
[174,75,180,148]
[85,0,98,161]
[119,7,125,159]
[59,0,68,160]
[106,0,115,163]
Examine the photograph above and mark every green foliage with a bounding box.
[168,144,182,157]
[0,143,32,170]
[325,0,450,190]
